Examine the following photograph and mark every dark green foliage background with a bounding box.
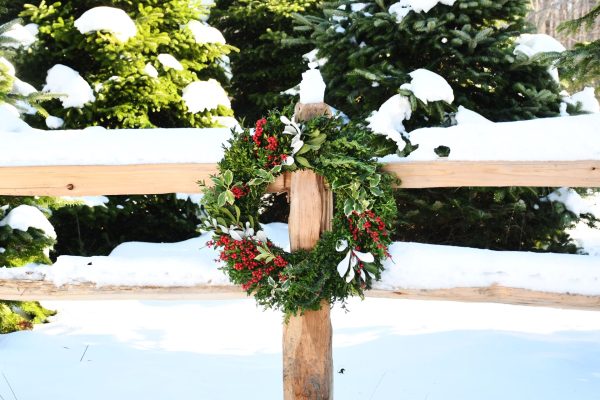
[299,0,594,252]
[210,0,321,122]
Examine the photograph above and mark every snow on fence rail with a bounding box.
[1,112,600,308]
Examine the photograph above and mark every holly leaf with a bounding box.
[295,155,312,168]
[223,170,233,186]
[217,191,227,207]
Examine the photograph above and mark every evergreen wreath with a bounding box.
[200,106,398,316]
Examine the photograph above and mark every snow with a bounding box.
[175,193,204,203]
[381,113,600,162]
[564,87,600,114]
[376,242,600,295]
[0,127,231,166]
[43,64,96,108]
[0,104,31,132]
[514,33,566,58]
[45,116,64,129]
[299,66,326,104]
[0,298,599,400]
[544,187,600,217]
[389,0,456,23]
[400,68,454,104]
[366,94,411,150]
[60,196,110,207]
[0,205,56,239]
[157,54,184,71]
[455,106,493,125]
[303,49,327,67]
[182,79,230,113]
[74,7,137,42]
[186,20,226,44]
[1,222,598,296]
[11,78,37,96]
[143,63,158,78]
[0,23,37,48]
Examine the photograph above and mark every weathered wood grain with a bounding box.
[1,280,597,310]
[1,160,598,197]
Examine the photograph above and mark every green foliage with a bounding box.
[209,0,321,122]
[295,0,591,253]
[201,107,397,316]
[556,2,600,88]
[49,195,203,256]
[17,0,235,129]
[0,197,57,334]
[12,0,236,256]
[302,0,562,121]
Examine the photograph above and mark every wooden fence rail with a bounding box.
[1,159,599,196]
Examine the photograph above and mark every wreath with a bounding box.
[200,106,398,316]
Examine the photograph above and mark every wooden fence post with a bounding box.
[283,103,334,400]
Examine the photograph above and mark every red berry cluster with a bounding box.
[253,118,267,147]
[210,235,288,291]
[347,210,391,258]
[252,118,290,168]
[231,185,249,199]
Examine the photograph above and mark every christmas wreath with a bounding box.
[200,106,398,316]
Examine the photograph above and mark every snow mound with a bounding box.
[401,68,454,104]
[182,79,230,113]
[366,94,411,150]
[380,113,600,162]
[45,116,65,129]
[514,33,566,57]
[1,23,37,48]
[544,187,599,218]
[74,7,137,42]
[158,54,184,71]
[564,87,600,114]
[376,241,600,295]
[389,0,456,22]
[299,66,326,104]
[455,106,492,125]
[43,64,96,108]
[0,205,56,239]
[0,104,31,132]
[186,20,226,44]
[143,63,159,78]
[0,127,231,166]
[11,78,37,96]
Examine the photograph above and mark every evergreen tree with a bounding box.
[18,0,235,129]
[12,0,236,255]
[209,0,321,122]
[556,1,599,88]
[300,0,591,251]
[301,0,562,121]
[0,27,56,332]
[0,199,57,334]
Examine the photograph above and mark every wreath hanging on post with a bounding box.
[200,105,398,317]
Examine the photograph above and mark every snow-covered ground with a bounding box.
[1,298,599,400]
[2,220,599,295]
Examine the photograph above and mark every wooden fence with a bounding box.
[1,103,599,399]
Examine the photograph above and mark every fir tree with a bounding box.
[12,0,236,255]
[556,1,600,88]
[299,0,591,251]
[18,0,235,129]
[301,0,562,121]
[209,0,321,122]
[0,199,57,334]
